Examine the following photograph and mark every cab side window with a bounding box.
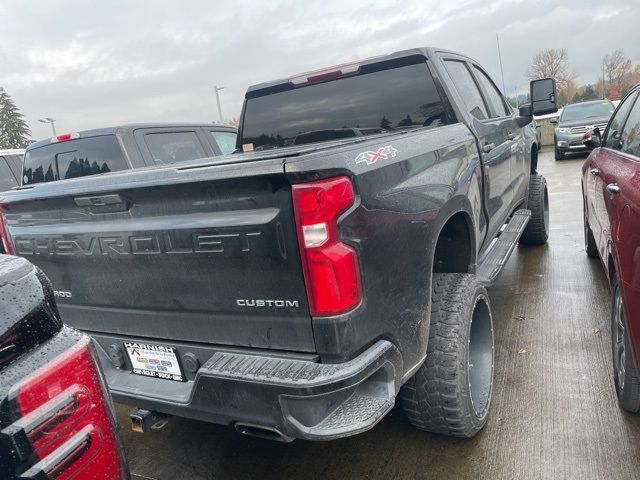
[603,92,637,150]
[619,97,640,158]
[211,131,237,155]
[145,132,207,164]
[0,157,19,191]
[444,60,489,121]
[473,67,510,118]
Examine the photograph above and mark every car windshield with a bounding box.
[240,59,450,151]
[560,101,615,122]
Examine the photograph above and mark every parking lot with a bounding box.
[116,147,640,480]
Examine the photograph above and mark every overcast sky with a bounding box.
[2,0,639,141]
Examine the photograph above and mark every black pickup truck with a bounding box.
[0,47,556,441]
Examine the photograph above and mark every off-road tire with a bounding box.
[400,273,494,438]
[519,174,549,245]
[583,198,598,258]
[611,276,640,413]
[554,147,564,160]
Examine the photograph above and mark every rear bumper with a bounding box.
[95,339,402,441]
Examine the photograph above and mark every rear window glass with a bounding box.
[210,131,237,155]
[241,61,450,150]
[23,135,127,185]
[145,132,207,164]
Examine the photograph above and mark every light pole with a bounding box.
[38,117,57,136]
[214,86,225,123]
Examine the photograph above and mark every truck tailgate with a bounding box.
[2,158,315,352]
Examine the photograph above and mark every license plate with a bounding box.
[124,341,185,382]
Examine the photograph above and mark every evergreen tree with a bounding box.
[581,85,599,101]
[379,116,392,130]
[0,87,31,148]
[398,114,413,127]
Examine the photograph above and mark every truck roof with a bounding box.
[0,149,26,155]
[27,122,237,151]
[246,47,472,95]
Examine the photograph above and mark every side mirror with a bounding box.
[518,104,532,117]
[549,118,558,125]
[516,104,532,127]
[583,127,602,149]
[530,78,558,115]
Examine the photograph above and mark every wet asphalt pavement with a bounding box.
[117,148,640,480]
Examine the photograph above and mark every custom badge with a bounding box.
[354,145,398,166]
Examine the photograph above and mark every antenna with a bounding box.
[496,33,506,95]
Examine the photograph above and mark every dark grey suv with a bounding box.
[22,123,237,185]
[551,99,615,160]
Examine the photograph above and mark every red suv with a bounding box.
[582,83,640,412]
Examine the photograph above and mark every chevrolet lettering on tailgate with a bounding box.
[13,231,263,256]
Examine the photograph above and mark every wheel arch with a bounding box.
[430,198,478,275]
[531,143,538,174]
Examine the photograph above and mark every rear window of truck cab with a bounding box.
[241,57,452,151]
[23,135,127,185]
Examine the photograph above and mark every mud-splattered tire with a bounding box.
[583,198,598,258]
[519,174,549,245]
[400,273,494,438]
[611,276,640,413]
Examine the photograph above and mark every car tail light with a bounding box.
[288,61,361,86]
[0,205,13,255]
[3,336,125,479]
[292,176,361,316]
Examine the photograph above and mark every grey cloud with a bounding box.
[1,0,638,140]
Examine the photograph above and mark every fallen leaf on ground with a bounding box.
[517,348,527,355]
[592,327,601,334]
[514,314,526,321]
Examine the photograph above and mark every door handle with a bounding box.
[482,143,495,153]
[606,183,621,195]
[590,168,599,176]
[74,193,130,213]
[507,131,517,141]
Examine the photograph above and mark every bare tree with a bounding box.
[603,49,634,95]
[526,48,576,89]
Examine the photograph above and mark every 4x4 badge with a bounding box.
[354,145,398,166]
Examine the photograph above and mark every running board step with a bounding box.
[305,392,394,438]
[476,209,531,286]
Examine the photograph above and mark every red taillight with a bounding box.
[8,337,124,480]
[0,206,13,255]
[288,61,361,86]
[292,176,362,316]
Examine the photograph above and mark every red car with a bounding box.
[582,82,640,412]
